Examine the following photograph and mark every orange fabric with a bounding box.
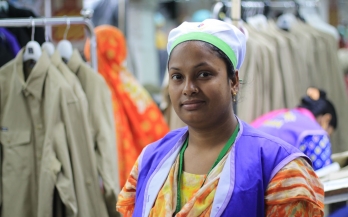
[84,25,169,187]
[117,157,324,216]
[266,157,324,216]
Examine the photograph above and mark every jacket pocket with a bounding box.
[0,131,31,147]
[0,131,32,176]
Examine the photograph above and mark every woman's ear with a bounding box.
[231,70,239,94]
[317,113,332,131]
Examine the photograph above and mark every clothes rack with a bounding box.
[0,16,98,71]
[214,0,321,19]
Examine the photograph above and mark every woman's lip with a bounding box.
[181,101,205,111]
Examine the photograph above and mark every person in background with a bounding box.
[84,25,170,188]
[252,87,337,171]
[117,19,324,216]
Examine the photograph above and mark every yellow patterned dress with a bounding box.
[117,156,324,217]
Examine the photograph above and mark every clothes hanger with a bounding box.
[276,3,298,31]
[247,13,268,31]
[57,17,73,63]
[41,18,55,57]
[277,12,297,31]
[23,18,42,62]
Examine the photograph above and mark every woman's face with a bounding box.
[168,41,238,129]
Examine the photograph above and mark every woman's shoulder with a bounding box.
[266,157,324,214]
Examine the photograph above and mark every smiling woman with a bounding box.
[168,40,237,130]
[117,19,324,217]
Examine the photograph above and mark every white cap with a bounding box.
[167,19,246,69]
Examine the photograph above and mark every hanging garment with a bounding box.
[0,27,20,56]
[84,25,170,187]
[0,42,14,67]
[319,31,348,153]
[238,35,264,123]
[235,18,348,154]
[0,49,110,217]
[51,50,88,104]
[66,49,120,217]
[117,120,323,216]
[262,25,299,107]
[245,24,286,112]
[0,50,67,216]
[290,22,348,153]
[268,20,309,95]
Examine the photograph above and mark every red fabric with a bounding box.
[85,25,169,187]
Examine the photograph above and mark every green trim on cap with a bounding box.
[170,32,237,67]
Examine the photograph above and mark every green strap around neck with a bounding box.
[174,123,240,215]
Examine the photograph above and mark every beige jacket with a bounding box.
[238,35,264,123]
[246,24,285,114]
[265,25,299,108]
[67,49,120,217]
[0,49,110,217]
[0,50,77,217]
[51,50,88,106]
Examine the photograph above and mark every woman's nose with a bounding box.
[183,79,198,96]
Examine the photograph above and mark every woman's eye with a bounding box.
[198,72,211,78]
[172,74,183,80]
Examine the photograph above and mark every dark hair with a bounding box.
[203,42,236,80]
[298,89,338,129]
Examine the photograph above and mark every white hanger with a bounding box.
[23,18,42,62]
[0,0,8,12]
[277,13,297,30]
[247,14,268,31]
[57,18,73,61]
[41,18,55,57]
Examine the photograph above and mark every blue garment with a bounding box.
[330,206,348,217]
[254,109,327,149]
[299,135,332,170]
[134,120,309,217]
[253,108,330,170]
[0,27,20,56]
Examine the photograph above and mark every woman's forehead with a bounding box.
[169,41,216,61]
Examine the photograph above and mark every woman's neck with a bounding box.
[187,113,238,150]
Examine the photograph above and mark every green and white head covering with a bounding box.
[167,19,246,69]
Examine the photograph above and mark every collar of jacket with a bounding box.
[67,49,83,75]
[14,48,50,101]
[50,50,63,68]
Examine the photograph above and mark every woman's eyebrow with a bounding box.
[169,66,180,71]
